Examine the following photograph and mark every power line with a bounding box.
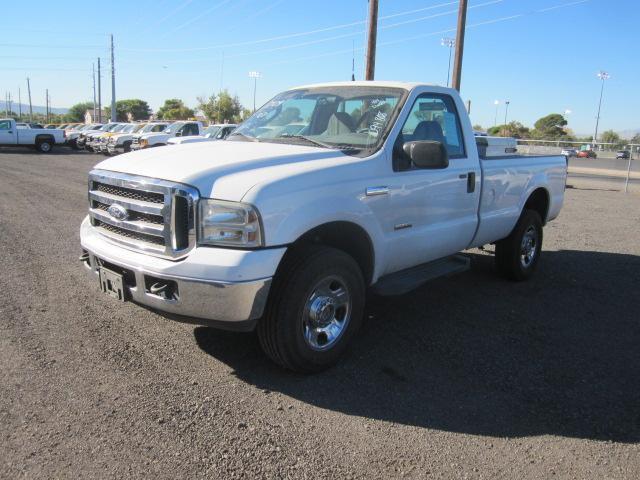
[119,0,476,53]
[120,0,501,65]
[261,0,590,69]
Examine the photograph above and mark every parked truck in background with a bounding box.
[80,82,566,372]
[0,118,65,152]
[107,122,171,155]
[167,123,237,145]
[130,120,203,150]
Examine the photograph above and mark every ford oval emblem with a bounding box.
[107,204,129,221]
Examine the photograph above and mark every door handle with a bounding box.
[467,172,476,193]
[366,186,389,196]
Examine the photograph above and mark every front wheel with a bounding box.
[495,209,543,281]
[257,245,365,373]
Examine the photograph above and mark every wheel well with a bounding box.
[524,188,550,224]
[290,222,375,285]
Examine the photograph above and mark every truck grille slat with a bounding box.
[88,171,199,260]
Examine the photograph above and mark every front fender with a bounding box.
[248,184,387,282]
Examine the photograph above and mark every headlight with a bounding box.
[140,139,148,146]
[198,199,263,248]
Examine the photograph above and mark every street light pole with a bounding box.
[493,100,500,127]
[504,100,510,131]
[441,38,455,87]
[248,71,261,112]
[451,0,468,91]
[593,70,609,145]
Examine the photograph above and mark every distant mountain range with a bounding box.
[3,103,68,115]
[617,129,640,140]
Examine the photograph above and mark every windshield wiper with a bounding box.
[280,135,344,150]
[228,132,259,142]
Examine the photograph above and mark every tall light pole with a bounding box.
[593,70,609,145]
[493,100,500,127]
[504,100,510,127]
[248,71,261,112]
[110,34,116,122]
[441,38,455,87]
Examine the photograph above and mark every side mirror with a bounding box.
[402,141,449,169]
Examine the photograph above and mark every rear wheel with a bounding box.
[495,209,543,281]
[36,140,53,153]
[257,245,365,373]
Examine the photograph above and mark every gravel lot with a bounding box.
[1,148,639,479]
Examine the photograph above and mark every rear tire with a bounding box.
[36,140,53,153]
[495,209,543,281]
[257,245,365,373]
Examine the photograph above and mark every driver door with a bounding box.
[383,92,480,273]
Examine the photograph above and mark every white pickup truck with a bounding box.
[80,82,566,372]
[0,118,65,152]
[130,121,203,150]
[167,124,237,145]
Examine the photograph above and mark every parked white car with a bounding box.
[0,118,65,152]
[106,122,170,155]
[167,124,237,145]
[87,123,129,152]
[67,124,104,149]
[80,81,567,372]
[130,121,203,150]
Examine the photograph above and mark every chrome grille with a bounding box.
[88,169,199,259]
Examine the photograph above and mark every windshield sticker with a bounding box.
[368,110,388,137]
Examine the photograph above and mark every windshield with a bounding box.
[230,86,406,154]
[132,124,146,132]
[203,126,221,138]
[111,124,127,133]
[120,124,137,133]
[100,123,116,131]
[163,122,185,134]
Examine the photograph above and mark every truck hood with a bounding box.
[94,141,348,201]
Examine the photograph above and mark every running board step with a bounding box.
[372,254,470,296]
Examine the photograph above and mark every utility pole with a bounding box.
[364,0,378,80]
[98,58,102,123]
[451,0,468,91]
[593,70,609,145]
[351,40,356,81]
[503,100,510,136]
[92,63,97,121]
[26,77,33,121]
[46,89,49,123]
[7,92,12,117]
[110,34,116,122]
[18,88,22,120]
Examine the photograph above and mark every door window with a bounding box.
[394,93,466,170]
[0,120,11,130]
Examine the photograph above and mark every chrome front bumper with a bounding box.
[81,248,272,328]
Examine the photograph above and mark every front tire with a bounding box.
[257,245,365,373]
[495,209,543,281]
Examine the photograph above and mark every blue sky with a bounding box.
[1,0,638,134]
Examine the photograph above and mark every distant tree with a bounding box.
[487,121,530,138]
[630,133,640,145]
[472,124,484,131]
[157,99,194,120]
[104,99,151,121]
[600,130,620,145]
[66,101,96,122]
[197,90,243,123]
[531,113,568,139]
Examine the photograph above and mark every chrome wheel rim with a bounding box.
[302,275,351,351]
[520,226,538,268]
